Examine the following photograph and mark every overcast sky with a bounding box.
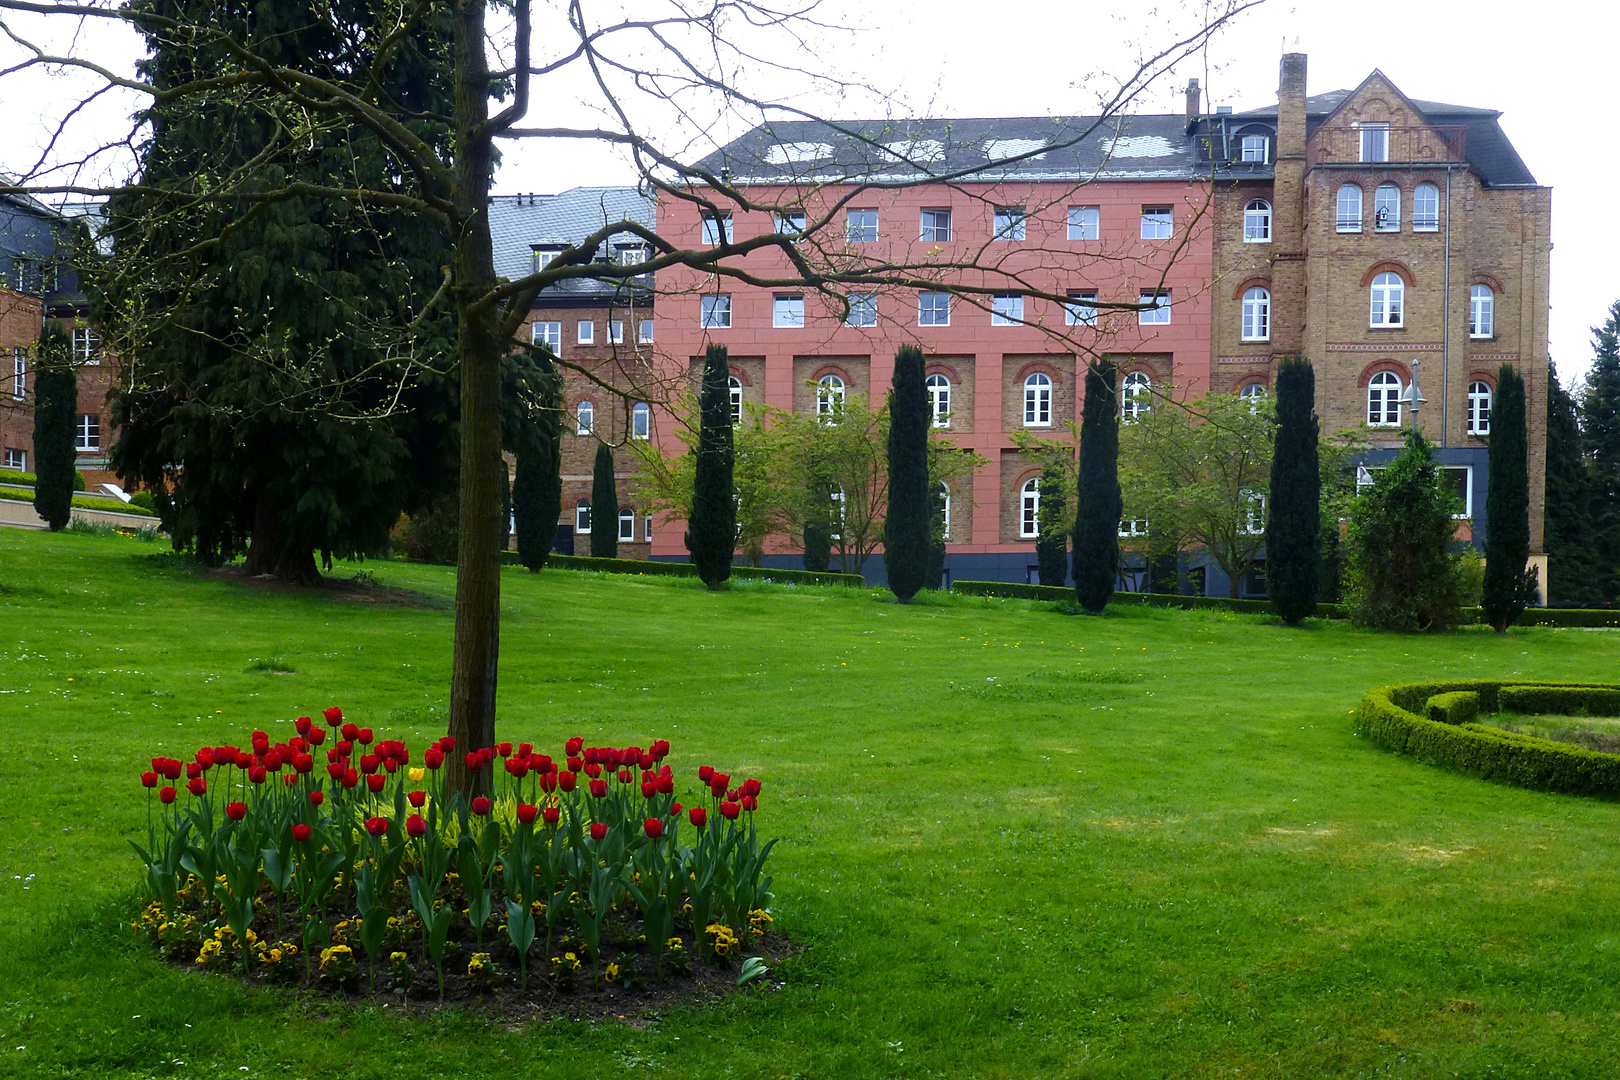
[2,0,1612,383]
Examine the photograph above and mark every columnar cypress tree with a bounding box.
[31,325,75,532]
[1266,358,1320,624]
[1483,365,1535,630]
[1072,361,1121,614]
[511,349,563,572]
[1036,460,1068,587]
[1586,300,1620,605]
[590,442,619,559]
[1545,366,1602,606]
[885,345,929,601]
[686,343,735,588]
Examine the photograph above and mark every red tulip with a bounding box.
[670,801,683,816]
[326,763,344,780]
[516,803,538,825]
[656,774,675,795]
[640,753,655,771]
[365,816,387,837]
[140,771,158,788]
[292,823,312,842]
[688,806,707,827]
[497,742,513,758]
[618,768,634,784]
[589,779,607,799]
[306,727,325,746]
[406,814,427,838]
[710,779,727,798]
[589,822,607,841]
[712,772,730,791]
[195,748,214,768]
[187,777,207,797]
[740,778,762,798]
[341,768,359,789]
[652,739,670,760]
[357,728,374,746]
[323,706,343,726]
[293,753,314,774]
[159,786,177,804]
[558,772,577,792]
[471,796,491,816]
[226,801,247,821]
[408,790,427,808]
[464,751,482,772]
[539,772,557,793]
[641,781,656,799]
[698,765,714,783]
[720,800,740,820]
[309,791,324,806]
[741,795,758,812]
[423,748,444,770]
[517,742,534,759]
[565,736,584,756]
[542,806,560,826]
[295,716,312,736]
[251,731,269,753]
[584,763,602,779]
[643,817,664,839]
[340,722,358,741]
[283,773,297,787]
[185,761,202,781]
[567,756,583,773]
[162,759,182,780]
[366,774,386,793]
[383,758,398,775]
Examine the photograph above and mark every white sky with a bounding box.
[2,0,1613,382]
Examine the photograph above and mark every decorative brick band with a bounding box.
[1325,342,1443,353]
[1216,356,1270,364]
[1470,354,1520,362]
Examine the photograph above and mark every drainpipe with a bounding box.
[1440,164,1453,446]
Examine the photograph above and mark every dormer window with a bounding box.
[613,242,647,266]
[532,245,564,273]
[1240,135,1268,163]
[1359,123,1390,163]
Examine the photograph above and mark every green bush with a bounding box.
[129,491,157,511]
[0,468,36,487]
[74,470,87,492]
[1356,680,1620,799]
[1425,691,1479,725]
[500,551,864,588]
[1498,686,1620,716]
[0,487,158,518]
[950,580,1349,618]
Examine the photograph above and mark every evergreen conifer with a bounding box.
[511,350,563,571]
[1483,365,1535,630]
[31,325,75,532]
[1036,461,1068,587]
[1585,300,1620,605]
[1072,361,1121,613]
[885,345,929,601]
[1545,366,1602,606]
[686,344,735,587]
[1266,358,1320,624]
[590,442,619,558]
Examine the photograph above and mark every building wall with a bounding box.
[0,295,115,484]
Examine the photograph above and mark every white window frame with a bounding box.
[613,243,646,267]
[701,212,733,245]
[846,209,878,243]
[1366,371,1402,427]
[1140,206,1173,240]
[816,374,845,419]
[3,448,23,471]
[993,206,1026,241]
[1240,135,1269,163]
[631,402,651,440]
[938,484,952,541]
[618,509,635,542]
[918,292,950,327]
[775,211,806,236]
[532,321,562,352]
[1373,184,1401,232]
[1067,206,1100,241]
[727,376,743,424]
[73,326,100,365]
[1020,478,1041,538]
[1064,289,1098,327]
[1023,372,1052,427]
[1139,290,1170,325]
[575,502,591,533]
[830,486,846,541]
[1122,371,1152,422]
[1470,285,1495,338]
[919,208,952,242]
[1243,489,1266,535]
[1119,517,1149,538]
[1240,383,1267,412]
[533,247,562,273]
[1241,287,1271,342]
[576,400,594,435]
[1336,184,1363,233]
[11,347,23,400]
[773,294,805,328]
[926,373,951,428]
[1468,381,1493,436]
[645,514,654,540]
[1413,183,1440,232]
[846,294,878,327]
[991,294,1024,326]
[608,321,624,344]
[1359,123,1390,163]
[75,412,100,452]
[700,295,732,329]
[1370,273,1404,328]
[1243,199,1272,243]
[576,320,594,345]
[638,319,654,344]
[1443,465,1474,518]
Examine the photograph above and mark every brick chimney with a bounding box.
[1184,78,1201,119]
[1277,53,1307,161]
[1269,52,1309,359]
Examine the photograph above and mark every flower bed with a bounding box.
[131,708,781,1011]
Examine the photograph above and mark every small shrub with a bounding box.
[1498,686,1620,716]
[1425,691,1479,725]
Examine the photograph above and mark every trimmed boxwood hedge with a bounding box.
[1356,680,1620,799]
[499,551,865,587]
[1498,685,1620,716]
[0,487,159,518]
[1425,691,1479,725]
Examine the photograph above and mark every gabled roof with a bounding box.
[695,114,1200,184]
[487,185,655,296]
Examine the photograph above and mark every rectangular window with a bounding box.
[577,320,594,345]
[532,247,561,273]
[575,504,591,533]
[608,321,624,344]
[1360,123,1390,163]
[846,209,878,243]
[991,294,1024,325]
[618,511,635,542]
[1067,206,1100,240]
[644,514,653,540]
[700,295,732,329]
[531,321,562,352]
[1139,290,1170,325]
[920,209,952,242]
[1140,206,1173,240]
[1118,518,1149,538]
[701,213,733,245]
[775,211,806,236]
[1443,466,1473,518]
[11,347,23,400]
[1244,490,1266,535]
[773,294,805,328]
[75,413,100,452]
[613,243,645,267]
[73,326,100,364]
[638,319,654,344]
[846,294,878,327]
[3,448,23,471]
[1064,289,1098,326]
[918,292,950,326]
[993,206,1026,241]
[1240,135,1268,163]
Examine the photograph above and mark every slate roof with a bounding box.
[694,114,1201,184]
[487,186,655,297]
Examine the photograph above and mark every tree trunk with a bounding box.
[445,0,502,800]
[244,492,321,586]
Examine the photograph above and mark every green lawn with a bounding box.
[2,528,1619,1079]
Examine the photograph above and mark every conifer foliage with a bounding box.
[1545,367,1603,607]
[1483,365,1536,630]
[1036,461,1069,588]
[686,344,735,588]
[31,325,75,533]
[511,351,563,572]
[590,442,619,559]
[1586,300,1620,605]
[1072,361,1121,613]
[884,345,929,601]
[1266,358,1320,624]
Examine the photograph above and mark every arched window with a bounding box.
[1367,371,1403,427]
[1413,182,1440,231]
[727,376,743,424]
[1122,370,1151,422]
[618,508,636,541]
[1370,272,1404,327]
[1243,199,1272,243]
[576,400,594,434]
[1468,381,1493,435]
[1241,286,1270,341]
[1240,383,1267,412]
[1470,284,1495,338]
[1023,372,1052,427]
[1336,184,1363,232]
[631,402,650,440]
[1020,477,1041,538]
[1374,183,1401,231]
[926,373,951,428]
[816,374,845,420]
[937,483,952,541]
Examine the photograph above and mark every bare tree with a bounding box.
[0,0,1258,794]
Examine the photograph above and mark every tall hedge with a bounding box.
[1483,364,1535,630]
[1266,358,1320,624]
[885,345,929,601]
[686,343,735,588]
[1036,460,1068,587]
[590,441,618,559]
[31,324,75,532]
[1072,361,1121,614]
